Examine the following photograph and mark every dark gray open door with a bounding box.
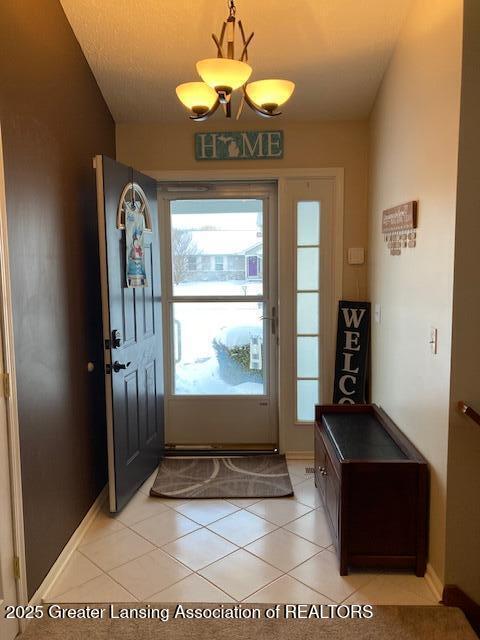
[95,155,164,512]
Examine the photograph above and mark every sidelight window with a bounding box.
[295,201,321,422]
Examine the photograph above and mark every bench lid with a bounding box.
[322,412,408,460]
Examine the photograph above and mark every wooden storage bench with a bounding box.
[314,404,428,576]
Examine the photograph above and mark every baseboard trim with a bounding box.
[29,485,107,606]
[442,585,480,637]
[425,562,443,602]
[286,450,314,460]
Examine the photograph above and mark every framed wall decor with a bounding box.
[382,200,417,256]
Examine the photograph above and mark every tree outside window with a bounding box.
[172,228,199,284]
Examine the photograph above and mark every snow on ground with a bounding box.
[175,357,263,395]
[173,279,265,395]
[174,279,263,297]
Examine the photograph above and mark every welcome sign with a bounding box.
[333,301,371,404]
[195,131,283,161]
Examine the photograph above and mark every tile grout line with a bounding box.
[77,544,157,591]
[283,567,342,605]
[52,552,140,603]
[54,464,328,603]
[104,505,331,583]
[63,468,375,605]
[76,546,197,603]
[240,573,333,604]
[123,474,319,532]
[145,522,330,601]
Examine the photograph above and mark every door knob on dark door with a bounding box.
[112,361,131,373]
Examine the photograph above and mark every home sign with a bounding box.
[195,130,283,161]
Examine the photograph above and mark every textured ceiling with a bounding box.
[60,0,412,124]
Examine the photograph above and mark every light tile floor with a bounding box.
[46,460,440,605]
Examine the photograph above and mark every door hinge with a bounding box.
[1,373,11,398]
[13,555,20,580]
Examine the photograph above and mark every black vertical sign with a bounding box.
[333,301,371,404]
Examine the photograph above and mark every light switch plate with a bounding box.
[430,327,438,354]
[348,247,365,265]
[374,304,381,324]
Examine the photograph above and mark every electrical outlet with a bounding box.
[430,327,438,354]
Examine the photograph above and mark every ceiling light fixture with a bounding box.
[176,0,295,121]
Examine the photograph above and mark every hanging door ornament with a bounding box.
[117,179,152,287]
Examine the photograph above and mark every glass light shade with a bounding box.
[175,82,218,113]
[196,58,252,91]
[246,79,295,109]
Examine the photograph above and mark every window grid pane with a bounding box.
[297,336,319,378]
[297,201,320,247]
[297,292,319,334]
[295,200,321,422]
[297,247,319,290]
[297,380,318,422]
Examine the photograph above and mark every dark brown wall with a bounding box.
[0,1,115,596]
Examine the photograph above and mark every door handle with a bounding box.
[260,306,277,335]
[112,361,131,373]
[174,319,182,364]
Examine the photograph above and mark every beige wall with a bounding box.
[368,0,462,583]
[445,0,480,603]
[117,120,369,301]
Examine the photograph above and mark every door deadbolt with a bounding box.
[112,330,122,348]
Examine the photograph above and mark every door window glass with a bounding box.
[171,199,263,296]
[173,302,265,395]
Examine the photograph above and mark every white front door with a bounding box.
[0,327,19,640]
[159,182,278,450]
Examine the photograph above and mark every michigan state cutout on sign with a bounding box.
[195,131,283,160]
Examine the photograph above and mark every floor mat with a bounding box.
[150,455,294,499]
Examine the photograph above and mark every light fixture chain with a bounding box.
[228,0,236,18]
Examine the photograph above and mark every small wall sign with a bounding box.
[333,301,371,405]
[195,130,283,161]
[382,200,418,256]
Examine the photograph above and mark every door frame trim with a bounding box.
[94,155,117,511]
[0,127,28,625]
[149,168,344,454]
